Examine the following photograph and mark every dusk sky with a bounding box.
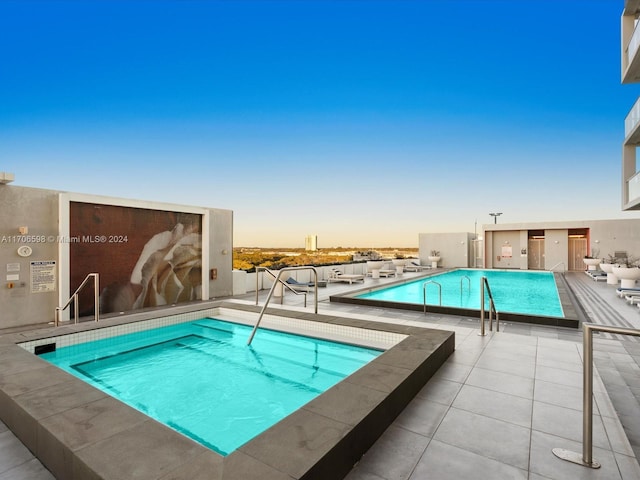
[2,0,639,247]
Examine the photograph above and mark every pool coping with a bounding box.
[0,300,454,480]
[329,269,580,329]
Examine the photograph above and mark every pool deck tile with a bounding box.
[2,270,640,479]
[301,380,389,427]
[0,294,454,480]
[238,407,355,479]
[72,419,210,480]
[36,397,150,479]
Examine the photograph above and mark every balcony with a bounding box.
[622,1,640,83]
[625,97,640,143]
[624,23,640,83]
[625,171,640,209]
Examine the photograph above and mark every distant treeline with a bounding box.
[233,247,418,272]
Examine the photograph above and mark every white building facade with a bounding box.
[622,1,640,210]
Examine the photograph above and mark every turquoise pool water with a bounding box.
[358,269,564,317]
[40,318,381,455]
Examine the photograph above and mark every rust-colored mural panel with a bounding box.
[69,202,202,315]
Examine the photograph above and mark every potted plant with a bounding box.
[391,254,407,273]
[366,260,386,278]
[612,255,640,288]
[428,250,441,268]
[583,248,601,271]
[599,254,618,285]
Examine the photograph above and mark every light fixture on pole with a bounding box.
[489,212,503,224]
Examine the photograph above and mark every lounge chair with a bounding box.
[365,261,397,278]
[328,269,365,284]
[624,294,640,305]
[285,277,327,292]
[404,260,430,272]
[378,269,397,277]
[616,287,640,298]
[584,270,606,281]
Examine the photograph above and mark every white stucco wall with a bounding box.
[0,184,233,329]
[483,219,640,271]
[418,232,475,268]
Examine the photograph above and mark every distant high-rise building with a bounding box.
[305,235,318,251]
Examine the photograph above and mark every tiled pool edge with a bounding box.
[0,302,454,480]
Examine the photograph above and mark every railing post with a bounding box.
[73,295,79,324]
[583,324,594,466]
[255,268,260,306]
[94,273,100,323]
[479,277,486,336]
[552,322,602,469]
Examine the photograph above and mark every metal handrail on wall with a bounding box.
[256,267,311,308]
[479,276,499,335]
[552,323,640,469]
[248,266,319,345]
[54,273,99,326]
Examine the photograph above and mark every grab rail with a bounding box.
[460,275,471,296]
[552,323,640,469]
[422,280,441,314]
[248,266,319,345]
[256,267,310,308]
[479,276,499,335]
[54,273,99,326]
[549,261,566,274]
[460,275,471,293]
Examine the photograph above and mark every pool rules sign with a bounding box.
[30,260,56,293]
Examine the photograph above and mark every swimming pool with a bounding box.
[6,304,453,479]
[39,317,381,455]
[357,269,564,318]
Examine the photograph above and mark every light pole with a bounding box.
[489,212,502,224]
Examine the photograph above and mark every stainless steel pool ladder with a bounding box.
[422,280,441,314]
[460,275,471,301]
[552,323,640,469]
[423,276,471,314]
[54,273,99,326]
[479,276,499,335]
[248,266,319,345]
[549,261,566,274]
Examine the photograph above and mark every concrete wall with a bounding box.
[209,208,233,298]
[0,185,60,329]
[418,232,475,268]
[483,219,640,270]
[0,184,233,329]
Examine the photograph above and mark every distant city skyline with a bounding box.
[2,1,640,247]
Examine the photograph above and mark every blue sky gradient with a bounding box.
[2,0,638,247]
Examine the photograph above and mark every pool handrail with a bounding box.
[460,275,471,295]
[256,267,311,308]
[422,280,442,314]
[552,323,640,469]
[479,276,499,335]
[549,261,566,274]
[248,266,319,345]
[54,273,99,326]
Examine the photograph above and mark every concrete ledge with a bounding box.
[0,303,454,480]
